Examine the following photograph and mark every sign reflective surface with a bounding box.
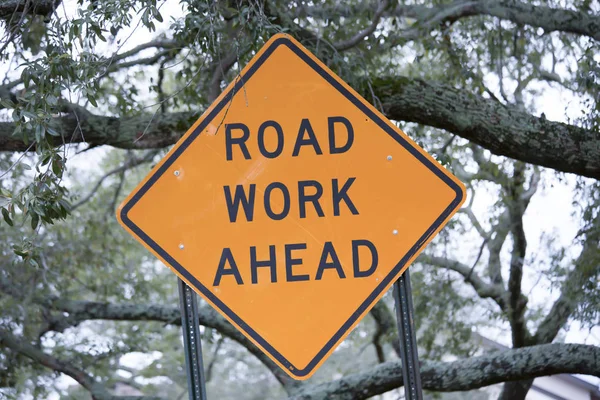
[117,34,466,380]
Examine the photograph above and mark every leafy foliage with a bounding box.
[0,0,598,399]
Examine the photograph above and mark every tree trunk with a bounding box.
[498,379,534,400]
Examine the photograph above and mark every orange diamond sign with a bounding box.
[117,34,465,380]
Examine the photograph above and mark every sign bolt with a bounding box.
[174,170,180,176]
[393,229,398,235]
[179,244,185,250]
[387,155,393,161]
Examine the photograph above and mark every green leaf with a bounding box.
[40,154,51,166]
[91,24,102,37]
[58,198,72,213]
[31,213,39,230]
[2,208,13,226]
[52,158,63,176]
[35,124,45,141]
[22,69,30,88]
[13,249,28,257]
[47,94,58,105]
[1,98,14,108]
[47,127,60,137]
[22,111,36,119]
[88,94,98,107]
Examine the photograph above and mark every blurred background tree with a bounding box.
[0,0,598,399]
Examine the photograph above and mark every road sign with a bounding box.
[117,33,466,380]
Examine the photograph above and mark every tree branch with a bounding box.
[470,144,510,186]
[207,50,239,103]
[1,75,598,180]
[369,300,400,359]
[0,330,96,392]
[0,330,161,400]
[110,40,178,64]
[34,297,600,400]
[302,0,600,42]
[288,343,600,400]
[468,0,600,41]
[104,50,175,76]
[506,163,531,348]
[0,0,59,20]
[44,298,302,393]
[486,209,510,286]
[533,218,600,344]
[459,206,489,239]
[417,254,506,310]
[333,0,389,52]
[373,76,600,179]
[204,336,224,383]
[0,111,198,151]
[71,150,157,211]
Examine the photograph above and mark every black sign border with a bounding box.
[120,36,464,378]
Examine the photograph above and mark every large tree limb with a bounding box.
[499,163,536,400]
[1,269,301,391]
[302,0,600,42]
[0,110,198,151]
[288,343,600,400]
[373,77,600,179]
[45,297,302,393]
[506,163,531,348]
[397,0,600,42]
[1,76,598,179]
[0,0,59,20]
[33,298,600,400]
[459,0,600,41]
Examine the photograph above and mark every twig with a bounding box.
[71,151,156,210]
[334,0,389,51]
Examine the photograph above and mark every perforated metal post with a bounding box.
[178,278,208,400]
[393,270,423,400]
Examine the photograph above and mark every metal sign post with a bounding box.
[393,270,424,400]
[178,278,208,400]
